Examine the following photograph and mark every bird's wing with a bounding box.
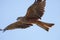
[25,0,46,19]
[0,21,33,32]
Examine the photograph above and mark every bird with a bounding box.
[0,0,54,32]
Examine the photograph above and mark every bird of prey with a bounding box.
[0,0,54,32]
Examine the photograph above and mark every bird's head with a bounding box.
[17,17,23,21]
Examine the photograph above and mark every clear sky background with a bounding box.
[0,0,60,40]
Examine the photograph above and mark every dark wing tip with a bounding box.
[52,23,54,26]
[0,29,6,33]
[0,29,2,31]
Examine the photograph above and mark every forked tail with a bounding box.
[34,21,54,31]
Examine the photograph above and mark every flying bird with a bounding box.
[0,0,54,32]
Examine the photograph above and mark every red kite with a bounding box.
[0,0,54,32]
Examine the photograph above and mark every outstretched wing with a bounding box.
[25,0,46,19]
[0,21,33,32]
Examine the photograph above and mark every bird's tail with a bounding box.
[33,21,54,31]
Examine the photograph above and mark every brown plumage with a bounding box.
[25,0,46,19]
[0,0,54,32]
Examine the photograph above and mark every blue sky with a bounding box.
[0,0,60,40]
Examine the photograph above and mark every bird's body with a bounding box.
[0,0,54,32]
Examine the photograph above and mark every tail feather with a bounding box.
[41,22,54,27]
[34,21,54,31]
